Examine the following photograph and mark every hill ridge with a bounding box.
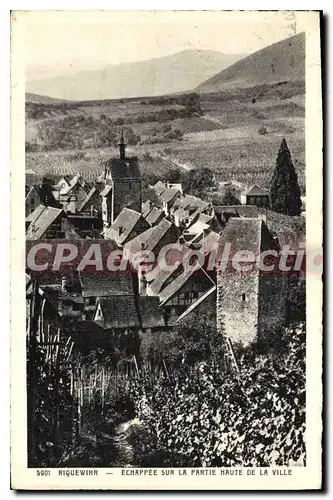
[26,50,246,101]
[197,33,305,93]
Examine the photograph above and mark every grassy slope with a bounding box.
[25,81,305,190]
[197,33,305,93]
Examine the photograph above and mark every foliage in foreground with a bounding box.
[131,327,306,467]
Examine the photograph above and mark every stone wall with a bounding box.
[258,275,287,346]
[216,268,260,346]
[112,179,142,223]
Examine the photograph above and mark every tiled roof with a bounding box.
[198,231,222,257]
[142,200,153,217]
[220,217,263,255]
[160,188,180,204]
[152,180,166,196]
[179,195,208,212]
[96,296,141,329]
[105,157,141,180]
[142,188,163,208]
[146,243,189,295]
[61,176,91,196]
[79,272,134,297]
[95,294,166,330]
[26,205,63,239]
[214,205,259,219]
[159,264,214,305]
[77,187,97,212]
[242,184,269,196]
[147,256,185,296]
[144,206,164,226]
[124,218,178,255]
[104,208,149,245]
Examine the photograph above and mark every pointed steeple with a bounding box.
[118,130,126,161]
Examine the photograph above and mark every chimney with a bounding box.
[118,130,126,161]
[90,205,94,217]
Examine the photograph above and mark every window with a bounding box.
[241,293,246,302]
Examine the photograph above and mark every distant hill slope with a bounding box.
[25,93,71,104]
[26,50,246,101]
[197,33,305,93]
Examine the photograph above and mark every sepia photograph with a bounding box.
[10,9,322,490]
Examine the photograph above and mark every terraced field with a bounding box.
[26,85,305,191]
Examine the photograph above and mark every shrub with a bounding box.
[258,125,268,135]
[133,327,306,467]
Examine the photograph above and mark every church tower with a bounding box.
[101,131,142,230]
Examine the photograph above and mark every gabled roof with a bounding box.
[159,263,214,305]
[104,208,149,245]
[178,194,208,212]
[105,157,141,180]
[124,218,178,255]
[152,180,166,196]
[142,187,163,208]
[61,176,91,196]
[26,205,63,239]
[79,272,134,298]
[146,244,188,295]
[95,294,165,330]
[160,187,180,204]
[214,205,259,219]
[43,174,73,186]
[173,207,190,222]
[77,187,97,212]
[96,296,141,329]
[198,231,222,257]
[142,200,153,217]
[242,184,269,196]
[220,217,265,255]
[144,206,164,226]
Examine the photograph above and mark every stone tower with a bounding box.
[216,217,287,347]
[101,131,142,230]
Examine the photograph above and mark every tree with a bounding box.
[270,138,302,216]
[215,184,241,206]
[182,167,216,197]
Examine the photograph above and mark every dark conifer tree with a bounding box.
[270,138,302,215]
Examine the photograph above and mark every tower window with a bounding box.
[241,293,246,302]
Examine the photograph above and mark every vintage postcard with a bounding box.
[11,10,322,490]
